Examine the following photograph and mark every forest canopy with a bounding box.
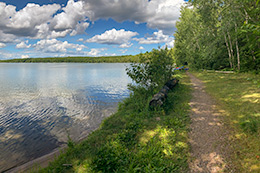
[174,0,259,72]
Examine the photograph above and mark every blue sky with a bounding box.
[0,0,187,59]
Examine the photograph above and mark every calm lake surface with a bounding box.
[0,63,131,171]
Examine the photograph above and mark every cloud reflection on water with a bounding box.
[0,63,131,171]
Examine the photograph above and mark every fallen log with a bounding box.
[165,78,179,90]
[205,70,234,74]
[149,78,179,108]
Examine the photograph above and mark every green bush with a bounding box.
[126,48,174,92]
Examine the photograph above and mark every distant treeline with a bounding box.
[0,55,139,63]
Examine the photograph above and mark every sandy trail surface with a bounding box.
[187,72,233,173]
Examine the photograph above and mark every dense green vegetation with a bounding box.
[126,48,175,91]
[174,0,259,72]
[35,49,191,172]
[193,71,260,172]
[0,55,139,63]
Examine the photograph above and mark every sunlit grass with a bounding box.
[38,72,192,172]
[192,71,260,172]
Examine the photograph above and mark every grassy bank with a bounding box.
[192,71,260,172]
[0,55,139,63]
[36,72,191,172]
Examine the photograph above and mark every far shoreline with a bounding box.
[0,55,139,63]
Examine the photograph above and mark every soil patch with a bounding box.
[187,72,233,172]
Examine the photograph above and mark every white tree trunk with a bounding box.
[223,32,233,68]
[227,31,235,69]
[235,23,240,71]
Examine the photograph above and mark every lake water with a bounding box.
[0,63,131,171]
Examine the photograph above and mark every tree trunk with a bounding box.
[223,32,233,69]
[227,31,235,69]
[235,39,240,71]
[235,23,240,71]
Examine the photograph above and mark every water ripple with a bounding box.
[0,63,131,172]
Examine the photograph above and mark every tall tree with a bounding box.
[174,0,259,72]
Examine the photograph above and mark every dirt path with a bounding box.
[187,72,232,173]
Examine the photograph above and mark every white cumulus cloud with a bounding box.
[139,46,145,50]
[70,22,89,36]
[0,2,60,38]
[134,30,174,46]
[165,39,175,48]
[119,43,133,48]
[0,43,6,48]
[87,48,106,56]
[21,55,30,59]
[50,0,88,34]
[77,38,84,42]
[86,28,138,45]
[0,31,19,43]
[0,0,183,58]
[0,0,89,41]
[16,40,31,49]
[83,0,186,34]
[35,39,87,53]
[0,0,184,45]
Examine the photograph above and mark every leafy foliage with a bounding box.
[126,48,174,91]
[175,0,259,72]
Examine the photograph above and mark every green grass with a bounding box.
[37,72,191,173]
[192,71,260,172]
[0,55,139,63]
